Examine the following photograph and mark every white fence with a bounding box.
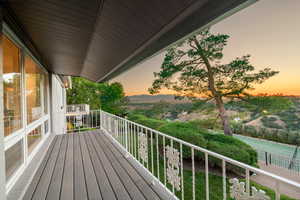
[66,104,90,116]
[257,149,300,174]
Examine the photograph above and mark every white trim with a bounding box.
[5,131,52,193]
[1,15,8,200]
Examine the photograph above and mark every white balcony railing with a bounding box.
[66,104,90,116]
[100,110,300,200]
[66,110,100,133]
[65,109,300,199]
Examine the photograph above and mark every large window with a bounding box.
[25,55,43,124]
[2,28,51,188]
[5,140,24,182]
[3,36,23,137]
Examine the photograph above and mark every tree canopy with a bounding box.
[67,77,126,115]
[149,29,279,135]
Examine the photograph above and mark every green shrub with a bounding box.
[202,133,257,167]
[157,121,257,169]
[128,114,258,172]
[189,119,221,130]
[127,114,167,129]
[158,122,208,159]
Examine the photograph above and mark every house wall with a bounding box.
[51,75,67,135]
[0,22,68,195]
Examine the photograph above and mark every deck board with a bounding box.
[91,132,147,200]
[46,135,68,200]
[23,130,174,200]
[60,134,74,200]
[73,134,88,200]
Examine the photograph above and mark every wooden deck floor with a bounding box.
[23,130,173,200]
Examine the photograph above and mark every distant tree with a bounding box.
[67,77,101,110]
[149,29,279,135]
[67,77,126,115]
[99,82,127,115]
[244,95,294,115]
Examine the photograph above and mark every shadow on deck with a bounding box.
[22,130,174,200]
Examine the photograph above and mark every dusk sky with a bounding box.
[112,0,300,96]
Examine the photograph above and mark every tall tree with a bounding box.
[149,29,279,135]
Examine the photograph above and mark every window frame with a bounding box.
[3,22,52,192]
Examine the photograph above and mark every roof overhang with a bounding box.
[3,0,257,82]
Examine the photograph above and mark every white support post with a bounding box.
[0,9,7,199]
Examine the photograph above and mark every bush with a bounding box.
[127,114,167,129]
[128,115,257,169]
[202,133,257,167]
[189,119,222,130]
[158,122,208,159]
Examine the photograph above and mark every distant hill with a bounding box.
[127,94,191,104]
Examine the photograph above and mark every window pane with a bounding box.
[3,36,22,137]
[44,120,49,135]
[25,55,42,124]
[5,139,24,182]
[27,125,42,155]
[44,73,49,114]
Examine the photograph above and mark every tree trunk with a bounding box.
[215,96,232,136]
[193,37,232,135]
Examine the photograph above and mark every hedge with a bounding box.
[128,114,258,171]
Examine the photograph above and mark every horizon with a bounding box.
[112,0,300,96]
[126,93,300,98]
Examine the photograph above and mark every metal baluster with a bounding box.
[222,160,226,200]
[246,169,250,194]
[192,148,195,200]
[156,133,160,180]
[171,140,175,194]
[163,136,166,186]
[131,123,134,154]
[146,129,149,169]
[275,180,280,200]
[180,143,184,200]
[125,121,128,150]
[205,153,209,200]
[151,130,154,174]
[137,126,140,162]
[134,124,137,158]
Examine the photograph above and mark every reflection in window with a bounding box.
[25,55,42,124]
[44,73,49,114]
[44,120,49,135]
[3,36,22,137]
[5,139,24,182]
[27,126,42,155]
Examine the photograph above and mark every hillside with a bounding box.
[127,94,191,104]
